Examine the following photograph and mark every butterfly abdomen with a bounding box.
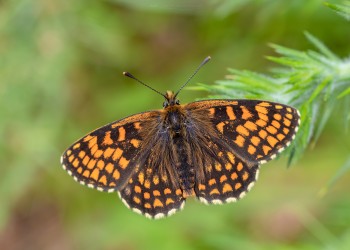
[163,106,196,196]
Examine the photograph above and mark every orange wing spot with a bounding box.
[161,174,168,183]
[129,179,133,184]
[283,127,290,134]
[83,170,90,178]
[83,135,93,142]
[134,122,141,130]
[258,113,268,121]
[144,192,150,199]
[153,175,159,185]
[164,188,172,194]
[198,184,206,191]
[266,125,278,134]
[166,198,175,205]
[218,151,223,157]
[259,102,271,107]
[133,196,141,204]
[237,162,243,171]
[66,150,72,156]
[277,133,285,141]
[263,145,272,155]
[130,139,141,148]
[244,121,258,131]
[103,131,113,145]
[259,130,268,139]
[134,185,142,193]
[267,136,279,147]
[105,163,114,174]
[72,158,79,168]
[82,155,90,166]
[109,182,116,187]
[99,175,107,185]
[88,136,97,149]
[286,113,293,119]
[275,105,283,109]
[222,183,233,193]
[73,143,80,149]
[242,171,249,181]
[226,106,236,120]
[248,145,256,155]
[256,105,268,114]
[119,157,129,169]
[216,122,225,133]
[208,179,216,186]
[146,168,152,175]
[176,189,182,196]
[68,155,74,163]
[87,159,96,169]
[251,136,261,146]
[231,172,238,180]
[205,165,213,172]
[208,108,215,115]
[112,148,123,161]
[94,150,103,158]
[117,127,126,141]
[90,144,98,155]
[138,172,145,184]
[256,119,267,127]
[153,198,163,208]
[283,118,291,127]
[257,155,263,159]
[271,120,281,129]
[235,183,242,190]
[225,162,232,171]
[77,167,83,174]
[234,135,245,147]
[215,162,222,171]
[90,168,100,181]
[97,160,105,170]
[145,203,151,209]
[78,151,86,159]
[113,169,120,180]
[220,175,228,183]
[144,180,151,189]
[241,106,253,119]
[210,188,220,195]
[286,107,292,112]
[153,190,161,196]
[227,152,235,164]
[103,147,115,158]
[274,113,282,120]
[237,125,249,136]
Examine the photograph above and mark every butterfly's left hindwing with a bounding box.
[61,111,160,192]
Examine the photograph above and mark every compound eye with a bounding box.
[163,101,168,108]
[176,100,180,105]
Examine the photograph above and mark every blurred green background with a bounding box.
[1,0,350,249]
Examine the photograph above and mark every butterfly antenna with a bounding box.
[174,56,211,97]
[123,72,166,98]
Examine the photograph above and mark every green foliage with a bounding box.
[194,33,350,162]
[325,1,350,20]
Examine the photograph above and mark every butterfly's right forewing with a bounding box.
[61,111,160,192]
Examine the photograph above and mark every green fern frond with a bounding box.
[196,33,350,161]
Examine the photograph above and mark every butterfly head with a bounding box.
[163,90,180,108]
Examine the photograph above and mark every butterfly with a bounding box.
[61,57,300,219]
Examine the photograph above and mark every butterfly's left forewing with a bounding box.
[61,111,160,192]
[186,99,300,164]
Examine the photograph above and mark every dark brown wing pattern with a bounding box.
[60,111,160,192]
[185,100,300,204]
